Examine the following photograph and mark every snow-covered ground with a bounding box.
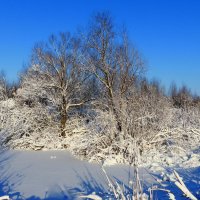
[0,150,199,200]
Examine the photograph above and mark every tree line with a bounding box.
[0,12,199,158]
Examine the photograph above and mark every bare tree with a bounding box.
[85,12,145,135]
[0,71,8,101]
[19,33,88,137]
[169,83,193,110]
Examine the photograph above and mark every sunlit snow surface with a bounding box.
[0,150,199,199]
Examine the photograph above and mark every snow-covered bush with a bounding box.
[65,85,172,165]
[0,98,60,150]
[64,86,200,166]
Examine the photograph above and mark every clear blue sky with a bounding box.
[0,0,200,94]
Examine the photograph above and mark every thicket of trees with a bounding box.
[0,12,200,163]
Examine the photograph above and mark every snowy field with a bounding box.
[0,150,199,200]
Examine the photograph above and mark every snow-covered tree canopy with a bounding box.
[17,33,90,136]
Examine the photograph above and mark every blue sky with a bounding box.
[0,0,200,94]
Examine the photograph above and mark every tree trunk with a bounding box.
[108,87,122,136]
[112,104,122,131]
[60,96,67,137]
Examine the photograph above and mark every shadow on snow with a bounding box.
[0,149,199,200]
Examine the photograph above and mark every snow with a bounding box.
[0,150,151,199]
[0,150,199,200]
[0,196,10,200]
